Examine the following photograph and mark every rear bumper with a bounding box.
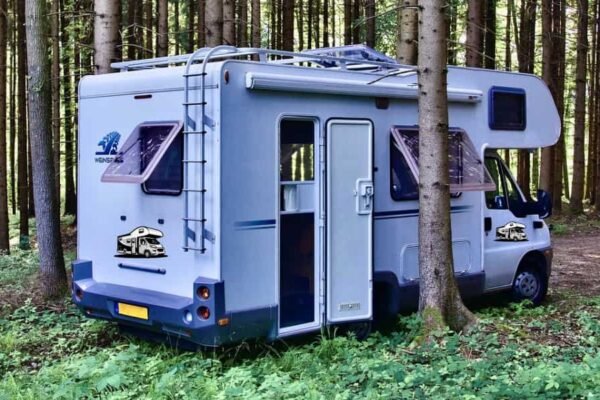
[71,260,277,347]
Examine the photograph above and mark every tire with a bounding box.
[346,322,372,341]
[144,250,151,258]
[512,266,547,305]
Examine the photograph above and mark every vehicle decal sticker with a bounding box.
[116,226,167,258]
[495,221,528,242]
[95,131,121,164]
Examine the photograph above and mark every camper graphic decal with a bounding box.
[95,132,121,163]
[116,226,167,258]
[495,222,528,242]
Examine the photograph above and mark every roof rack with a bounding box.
[110,45,404,73]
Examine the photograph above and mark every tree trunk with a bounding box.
[539,0,554,194]
[365,0,375,48]
[312,0,319,48]
[307,0,313,47]
[17,0,29,248]
[505,0,512,71]
[51,0,60,207]
[223,0,235,45]
[9,0,16,215]
[25,0,67,299]
[417,0,476,335]
[484,0,496,69]
[466,0,484,67]
[198,0,206,47]
[135,0,144,58]
[174,0,180,53]
[352,0,360,44]
[447,0,457,64]
[344,0,351,45]
[206,0,223,46]
[297,0,304,49]
[94,0,119,73]
[127,0,137,59]
[552,0,566,212]
[61,0,76,216]
[252,0,260,47]
[396,0,418,64]
[570,0,589,214]
[157,0,168,56]
[187,0,195,52]
[323,0,329,47]
[282,0,294,50]
[239,0,248,46]
[145,0,154,56]
[587,0,597,203]
[0,0,8,252]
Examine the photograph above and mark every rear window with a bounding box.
[101,121,183,184]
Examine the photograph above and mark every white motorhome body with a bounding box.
[72,46,558,346]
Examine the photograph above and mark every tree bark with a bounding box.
[127,0,137,59]
[297,0,304,49]
[352,0,360,44]
[417,0,476,335]
[51,0,60,207]
[239,0,248,46]
[94,0,119,73]
[323,0,329,47]
[17,0,29,248]
[223,0,235,45]
[206,0,223,46]
[570,0,589,214]
[61,0,76,216]
[484,0,496,69]
[344,0,351,45]
[282,0,294,50]
[466,0,484,67]
[505,0,512,71]
[145,0,154,56]
[251,0,260,47]
[365,0,375,48]
[396,0,418,64]
[539,0,554,194]
[198,0,206,47]
[9,0,16,215]
[0,0,8,252]
[25,0,67,299]
[157,0,168,56]
[552,0,566,211]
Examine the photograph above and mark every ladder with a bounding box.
[182,45,240,253]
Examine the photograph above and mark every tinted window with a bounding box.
[390,137,418,201]
[280,120,314,182]
[484,157,508,209]
[143,129,183,195]
[489,87,526,130]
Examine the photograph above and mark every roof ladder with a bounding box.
[182,45,239,253]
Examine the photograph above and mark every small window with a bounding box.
[280,120,314,182]
[101,121,183,184]
[143,128,183,195]
[489,87,526,131]
[485,157,508,209]
[391,127,495,192]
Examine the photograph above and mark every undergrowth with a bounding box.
[0,245,599,398]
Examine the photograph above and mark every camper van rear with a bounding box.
[72,46,559,347]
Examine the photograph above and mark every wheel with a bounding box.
[144,250,151,258]
[512,267,547,305]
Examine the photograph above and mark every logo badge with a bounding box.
[96,131,121,155]
[116,226,167,258]
[495,221,528,242]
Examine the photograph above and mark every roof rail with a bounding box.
[110,46,404,72]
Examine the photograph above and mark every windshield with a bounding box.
[146,238,160,245]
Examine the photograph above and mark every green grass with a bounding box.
[0,249,599,398]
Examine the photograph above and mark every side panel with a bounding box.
[326,120,373,323]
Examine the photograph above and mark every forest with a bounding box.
[0,0,599,398]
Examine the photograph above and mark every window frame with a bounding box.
[101,120,183,184]
[488,86,527,131]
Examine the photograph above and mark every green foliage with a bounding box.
[0,294,598,399]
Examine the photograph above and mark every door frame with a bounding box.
[277,115,323,337]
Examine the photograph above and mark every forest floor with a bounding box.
[0,215,599,398]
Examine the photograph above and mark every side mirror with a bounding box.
[536,189,552,219]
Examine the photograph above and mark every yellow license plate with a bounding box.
[117,303,149,320]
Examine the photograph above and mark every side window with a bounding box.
[489,87,526,131]
[142,128,183,195]
[280,120,315,182]
[484,157,508,209]
[390,136,418,201]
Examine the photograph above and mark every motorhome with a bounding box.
[72,45,558,347]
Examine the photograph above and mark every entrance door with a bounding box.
[326,120,373,323]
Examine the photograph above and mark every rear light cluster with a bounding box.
[197,286,210,320]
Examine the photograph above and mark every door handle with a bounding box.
[356,179,374,215]
[484,217,492,232]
